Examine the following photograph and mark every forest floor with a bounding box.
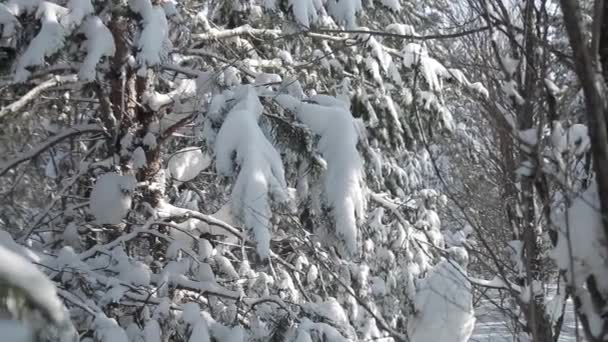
[471,296,583,341]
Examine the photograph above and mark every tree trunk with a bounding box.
[559,0,608,340]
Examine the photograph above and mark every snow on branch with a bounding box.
[191,25,350,44]
[156,200,245,240]
[327,0,362,29]
[0,244,77,338]
[59,0,93,30]
[130,0,170,72]
[12,0,95,81]
[0,123,105,177]
[275,94,365,256]
[0,3,19,42]
[313,26,490,41]
[79,16,115,81]
[214,85,289,259]
[14,2,67,81]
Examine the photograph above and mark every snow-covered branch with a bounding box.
[0,74,78,121]
[192,25,346,42]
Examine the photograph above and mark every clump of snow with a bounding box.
[275,93,365,255]
[407,247,475,342]
[62,222,81,247]
[401,43,448,91]
[288,0,320,28]
[0,244,70,325]
[518,128,538,146]
[502,80,525,105]
[551,122,590,156]
[0,4,19,41]
[380,0,402,11]
[4,0,42,16]
[132,146,147,169]
[60,0,93,30]
[143,79,197,111]
[89,173,137,224]
[143,132,157,149]
[215,85,288,258]
[79,16,115,81]
[14,2,67,81]
[130,0,170,70]
[327,0,362,28]
[544,78,561,96]
[94,313,129,342]
[167,147,211,183]
[551,182,608,290]
[143,319,161,342]
[501,55,519,77]
[386,23,416,36]
[297,317,349,342]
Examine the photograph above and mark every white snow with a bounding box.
[4,0,42,16]
[94,313,129,342]
[0,244,70,326]
[189,319,211,342]
[62,222,81,247]
[544,78,561,96]
[386,23,416,36]
[0,321,33,342]
[407,247,475,342]
[14,2,67,81]
[167,147,211,182]
[501,55,519,77]
[215,85,288,258]
[132,146,147,169]
[380,0,402,11]
[518,128,538,146]
[502,80,525,105]
[143,79,197,111]
[400,43,448,91]
[326,0,362,28]
[551,123,590,156]
[79,16,115,81]
[551,181,608,290]
[0,4,19,40]
[275,93,365,255]
[143,132,158,149]
[143,319,161,342]
[288,0,319,28]
[60,0,93,30]
[89,173,137,225]
[130,0,170,70]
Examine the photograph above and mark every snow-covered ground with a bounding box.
[471,298,583,342]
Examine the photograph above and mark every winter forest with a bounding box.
[1,0,608,341]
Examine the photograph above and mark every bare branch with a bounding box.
[0,124,106,177]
